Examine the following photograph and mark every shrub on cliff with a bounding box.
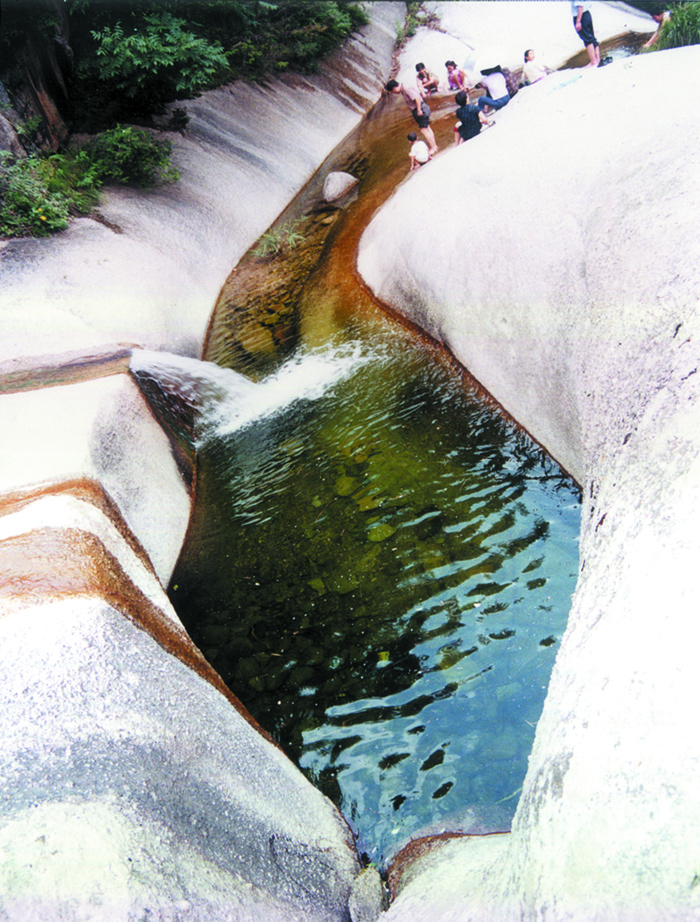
[66,0,367,128]
[0,126,177,238]
[75,12,229,124]
[0,154,71,237]
[76,125,179,187]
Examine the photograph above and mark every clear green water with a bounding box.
[169,93,581,868]
[170,324,580,866]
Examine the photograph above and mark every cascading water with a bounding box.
[164,323,580,866]
[164,94,582,869]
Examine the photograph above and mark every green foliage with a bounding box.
[397,3,426,46]
[87,12,228,114]
[2,0,369,131]
[168,0,369,79]
[16,117,43,146]
[76,125,179,187]
[253,220,305,257]
[655,1,700,49]
[0,153,71,237]
[0,125,178,238]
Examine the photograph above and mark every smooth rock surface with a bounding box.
[359,41,700,922]
[0,372,189,585]
[0,2,403,363]
[323,170,360,202]
[409,0,654,85]
[0,595,360,920]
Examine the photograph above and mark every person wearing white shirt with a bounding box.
[522,49,548,84]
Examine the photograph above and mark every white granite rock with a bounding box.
[359,42,700,922]
[323,171,359,202]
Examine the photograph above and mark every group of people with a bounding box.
[386,55,517,169]
[388,1,671,171]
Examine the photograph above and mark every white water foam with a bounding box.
[130,349,257,404]
[130,344,370,444]
[211,343,369,439]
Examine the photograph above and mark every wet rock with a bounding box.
[368,523,396,543]
[335,474,358,496]
[0,113,23,157]
[349,865,389,922]
[237,321,276,356]
[323,171,359,203]
[328,573,359,595]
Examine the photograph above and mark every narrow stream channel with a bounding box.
[167,83,582,868]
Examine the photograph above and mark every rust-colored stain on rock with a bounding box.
[0,479,276,746]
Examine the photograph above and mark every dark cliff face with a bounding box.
[0,0,72,150]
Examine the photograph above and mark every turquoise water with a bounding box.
[168,89,581,868]
[170,321,580,866]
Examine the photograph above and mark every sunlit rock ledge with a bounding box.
[358,42,700,922]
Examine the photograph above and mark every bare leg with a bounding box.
[585,43,599,67]
[420,125,438,156]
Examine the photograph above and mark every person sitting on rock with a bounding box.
[476,66,511,114]
[415,62,440,94]
[522,49,548,85]
[453,90,492,145]
[407,132,431,169]
[445,60,469,92]
[385,79,438,156]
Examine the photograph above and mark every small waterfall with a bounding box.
[130,343,370,446]
[211,342,369,439]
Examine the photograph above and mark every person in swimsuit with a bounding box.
[445,60,469,92]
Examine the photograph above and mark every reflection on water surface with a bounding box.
[172,329,580,865]
[170,92,581,867]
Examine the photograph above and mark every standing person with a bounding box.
[522,48,548,84]
[445,60,468,92]
[407,132,430,170]
[475,67,510,114]
[571,1,601,67]
[415,62,440,94]
[385,79,438,155]
[453,91,491,145]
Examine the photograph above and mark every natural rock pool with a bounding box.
[168,92,581,868]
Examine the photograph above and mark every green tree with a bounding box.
[86,12,228,114]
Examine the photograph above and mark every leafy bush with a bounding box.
[88,12,229,113]
[0,154,71,237]
[656,1,700,49]
[0,125,178,238]
[159,0,369,79]
[76,125,179,187]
